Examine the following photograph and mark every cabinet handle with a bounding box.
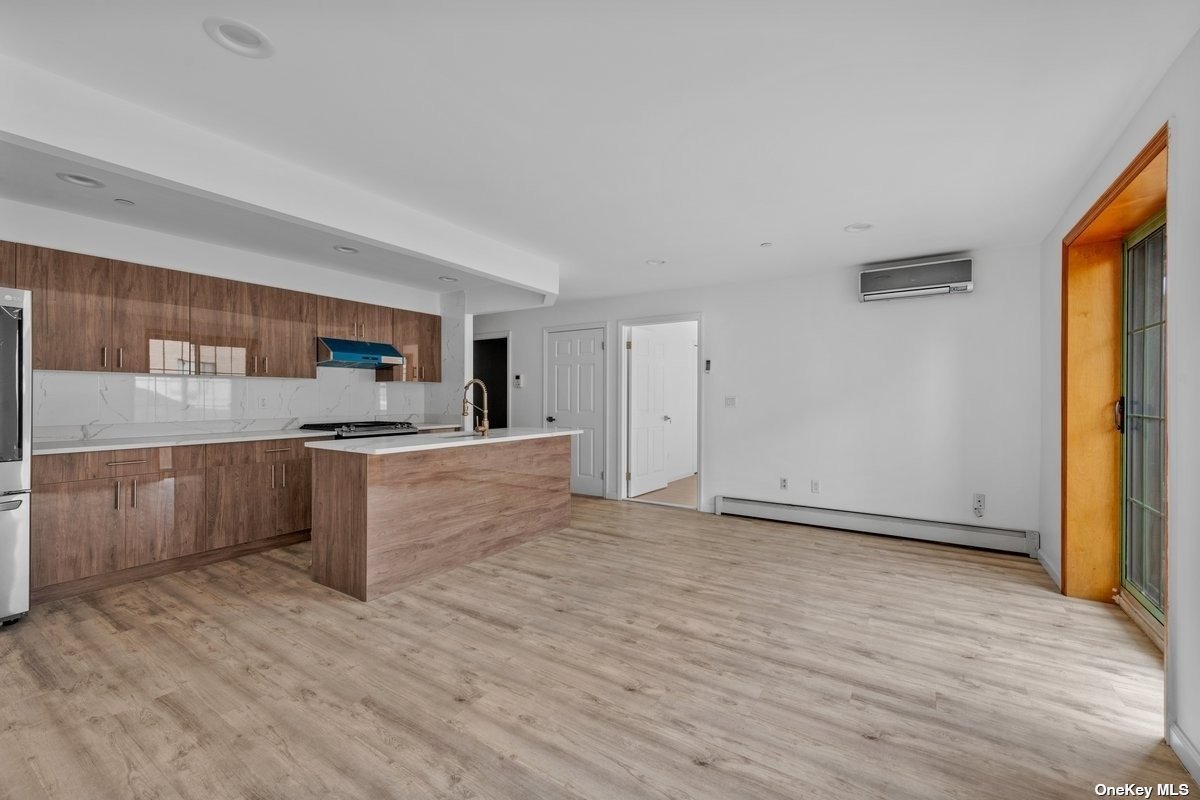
[282,464,287,488]
[271,464,276,490]
[106,459,147,466]
[102,346,108,368]
[264,447,290,454]
[118,347,124,369]
[132,478,137,509]
[263,355,269,374]
[114,480,121,511]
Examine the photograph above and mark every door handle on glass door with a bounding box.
[1114,396,1125,433]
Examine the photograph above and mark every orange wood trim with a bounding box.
[1064,124,1168,247]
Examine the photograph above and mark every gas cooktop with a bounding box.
[299,421,420,439]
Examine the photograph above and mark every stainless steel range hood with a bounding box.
[316,337,406,370]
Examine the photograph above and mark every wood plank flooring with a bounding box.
[635,474,697,507]
[1,497,1193,799]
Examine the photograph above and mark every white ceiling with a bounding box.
[0,139,495,294]
[2,1,1199,302]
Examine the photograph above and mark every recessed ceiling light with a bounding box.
[56,172,105,189]
[844,222,874,233]
[759,242,773,248]
[203,17,274,59]
[645,259,667,266]
[113,198,135,206]
[438,276,459,283]
[332,245,359,254]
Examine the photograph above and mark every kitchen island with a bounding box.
[306,427,580,600]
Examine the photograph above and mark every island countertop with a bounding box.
[304,426,580,456]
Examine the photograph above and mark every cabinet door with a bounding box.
[125,469,206,567]
[0,241,16,286]
[359,303,393,345]
[256,285,316,379]
[275,457,312,533]
[390,310,442,382]
[419,312,442,382]
[317,296,359,341]
[111,261,191,374]
[189,275,257,376]
[205,462,276,549]
[14,244,113,372]
[30,478,126,588]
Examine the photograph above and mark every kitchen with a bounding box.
[0,240,578,620]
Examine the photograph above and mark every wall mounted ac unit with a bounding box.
[859,256,973,302]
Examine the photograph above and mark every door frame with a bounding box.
[618,313,704,510]
[472,330,512,429]
[541,323,607,496]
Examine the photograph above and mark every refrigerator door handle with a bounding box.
[0,499,21,512]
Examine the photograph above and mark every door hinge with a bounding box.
[626,471,631,481]
[625,341,632,350]
[601,340,605,350]
[601,470,605,480]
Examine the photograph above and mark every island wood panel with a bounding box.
[13,243,114,372]
[110,260,192,374]
[310,449,368,600]
[311,436,571,601]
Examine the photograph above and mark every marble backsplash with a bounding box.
[32,367,427,443]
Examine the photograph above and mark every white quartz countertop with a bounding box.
[305,427,581,456]
[32,422,459,455]
[32,428,334,455]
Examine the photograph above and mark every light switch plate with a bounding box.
[725,395,737,408]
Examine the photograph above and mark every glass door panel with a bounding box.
[1123,219,1167,622]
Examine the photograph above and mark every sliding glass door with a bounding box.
[1122,215,1167,623]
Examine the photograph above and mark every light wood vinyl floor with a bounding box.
[635,474,698,507]
[1,498,1193,799]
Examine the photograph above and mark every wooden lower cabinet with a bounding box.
[31,440,320,596]
[31,477,126,587]
[125,469,206,567]
[275,457,312,534]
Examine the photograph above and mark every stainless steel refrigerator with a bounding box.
[0,287,30,625]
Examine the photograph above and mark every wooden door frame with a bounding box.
[1061,124,1168,601]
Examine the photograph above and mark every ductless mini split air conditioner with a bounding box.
[859,256,973,302]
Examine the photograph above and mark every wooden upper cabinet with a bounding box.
[13,244,114,372]
[189,274,257,377]
[0,241,16,286]
[110,261,191,374]
[395,310,442,382]
[317,296,359,341]
[256,285,316,379]
[317,296,393,344]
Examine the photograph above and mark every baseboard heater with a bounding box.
[714,496,1040,556]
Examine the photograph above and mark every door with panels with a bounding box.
[544,327,605,496]
[627,325,670,498]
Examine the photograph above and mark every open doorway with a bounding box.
[621,318,700,510]
[472,332,510,430]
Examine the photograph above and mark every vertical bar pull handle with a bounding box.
[132,478,137,509]
[282,464,287,488]
[264,356,269,374]
[102,346,108,368]
[114,480,121,511]
[118,348,124,369]
[271,464,276,490]
[1114,396,1126,433]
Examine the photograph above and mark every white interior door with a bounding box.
[545,328,605,496]
[628,325,669,497]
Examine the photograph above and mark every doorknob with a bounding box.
[663,415,672,423]
[546,416,557,423]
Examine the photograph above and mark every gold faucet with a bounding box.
[462,379,490,437]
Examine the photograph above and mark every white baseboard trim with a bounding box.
[1037,549,1063,589]
[1169,724,1200,785]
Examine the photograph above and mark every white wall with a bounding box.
[636,321,698,482]
[477,244,1041,532]
[1037,29,1200,781]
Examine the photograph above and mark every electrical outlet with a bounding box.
[724,395,737,408]
[973,493,985,518]
[257,396,268,410]
[779,478,788,490]
[810,480,821,493]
